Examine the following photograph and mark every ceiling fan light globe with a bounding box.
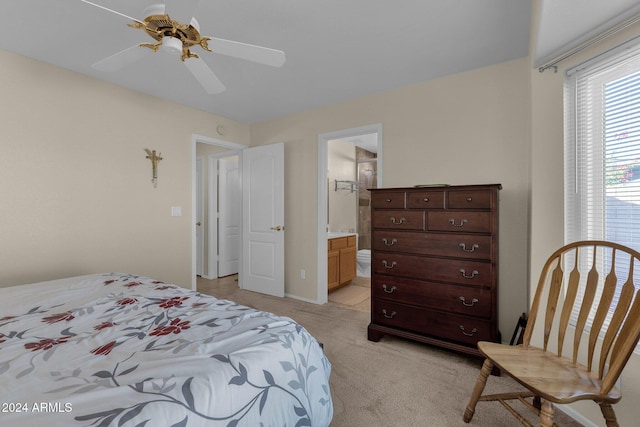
[161,36,183,55]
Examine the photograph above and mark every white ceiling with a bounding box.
[1,1,639,124]
[534,0,640,68]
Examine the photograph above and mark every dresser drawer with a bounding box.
[447,189,493,209]
[372,274,493,318]
[373,210,425,231]
[427,211,492,233]
[372,232,492,260]
[372,192,405,208]
[371,300,493,346]
[372,253,493,287]
[406,191,445,209]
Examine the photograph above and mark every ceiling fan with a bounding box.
[81,0,286,94]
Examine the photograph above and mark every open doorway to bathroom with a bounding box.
[317,124,382,309]
[328,135,378,262]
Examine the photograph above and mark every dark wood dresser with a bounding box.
[367,184,501,359]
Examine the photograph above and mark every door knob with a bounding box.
[270,225,283,231]
[196,221,202,226]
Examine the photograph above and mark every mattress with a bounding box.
[0,273,333,426]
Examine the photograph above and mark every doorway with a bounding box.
[191,134,247,290]
[327,134,378,250]
[191,135,286,297]
[197,150,241,280]
[317,124,383,304]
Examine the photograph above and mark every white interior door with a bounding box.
[196,156,204,277]
[241,143,285,297]
[208,157,219,279]
[218,156,240,277]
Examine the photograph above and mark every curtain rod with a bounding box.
[538,12,640,73]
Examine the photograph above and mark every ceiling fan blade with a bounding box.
[80,0,144,25]
[207,37,286,67]
[164,0,201,26]
[92,45,152,72]
[184,57,226,94]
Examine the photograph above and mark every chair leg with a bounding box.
[599,403,619,427]
[533,395,541,410]
[463,359,494,423]
[540,400,555,427]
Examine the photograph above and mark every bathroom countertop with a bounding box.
[327,232,357,239]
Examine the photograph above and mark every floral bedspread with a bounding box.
[0,273,333,426]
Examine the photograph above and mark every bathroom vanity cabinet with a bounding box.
[328,234,357,291]
[367,184,501,360]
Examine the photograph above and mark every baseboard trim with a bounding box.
[285,292,322,305]
[556,405,597,427]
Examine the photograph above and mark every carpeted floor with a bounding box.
[197,277,584,427]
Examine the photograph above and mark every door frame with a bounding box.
[317,124,383,303]
[191,133,247,290]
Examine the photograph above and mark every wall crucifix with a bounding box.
[144,148,163,188]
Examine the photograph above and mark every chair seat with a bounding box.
[478,341,621,404]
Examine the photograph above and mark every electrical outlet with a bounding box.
[300,269,306,279]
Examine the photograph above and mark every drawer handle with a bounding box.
[459,296,479,307]
[423,197,430,202]
[390,217,405,225]
[459,269,479,279]
[382,284,397,293]
[382,260,397,269]
[382,309,397,319]
[449,218,468,227]
[459,243,479,253]
[382,238,397,246]
[466,197,473,202]
[459,326,478,337]
[386,198,392,203]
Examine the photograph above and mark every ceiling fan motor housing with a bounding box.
[135,13,210,59]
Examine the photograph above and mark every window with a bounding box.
[564,39,640,345]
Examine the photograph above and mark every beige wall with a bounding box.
[0,49,249,288]
[251,57,532,336]
[529,4,640,425]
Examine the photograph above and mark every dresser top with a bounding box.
[369,184,502,192]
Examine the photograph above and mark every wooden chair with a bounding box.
[463,240,640,427]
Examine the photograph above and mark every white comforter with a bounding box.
[0,273,333,426]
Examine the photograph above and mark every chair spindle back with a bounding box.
[522,241,640,394]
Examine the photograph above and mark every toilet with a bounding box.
[356,249,371,277]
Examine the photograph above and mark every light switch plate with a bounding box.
[171,206,182,217]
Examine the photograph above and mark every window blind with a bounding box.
[564,40,640,347]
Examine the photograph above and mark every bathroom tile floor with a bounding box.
[328,277,370,312]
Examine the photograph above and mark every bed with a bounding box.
[0,273,333,426]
